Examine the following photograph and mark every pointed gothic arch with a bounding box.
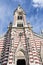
[15,49,26,57]
[15,49,26,65]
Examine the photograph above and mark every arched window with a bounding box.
[18,16,22,20]
[17,24,23,27]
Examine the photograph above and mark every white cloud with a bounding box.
[33,0,40,3]
[33,0,43,7]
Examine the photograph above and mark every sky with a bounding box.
[0,0,43,35]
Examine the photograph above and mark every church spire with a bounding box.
[13,5,27,27]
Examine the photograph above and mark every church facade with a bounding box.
[0,5,43,65]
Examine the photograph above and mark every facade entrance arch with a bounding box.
[15,49,26,65]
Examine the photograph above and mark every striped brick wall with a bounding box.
[0,28,43,65]
[0,36,4,64]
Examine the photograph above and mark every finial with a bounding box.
[18,4,21,8]
[18,4,21,7]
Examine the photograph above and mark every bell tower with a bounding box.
[13,5,27,27]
